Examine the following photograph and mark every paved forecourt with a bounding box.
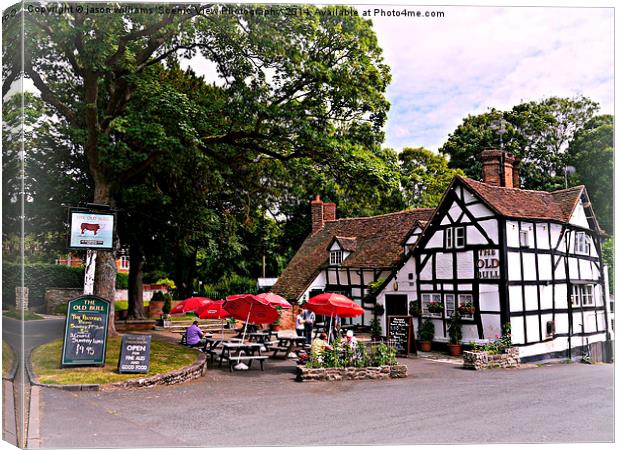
[38,356,613,447]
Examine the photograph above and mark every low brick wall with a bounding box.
[296,364,407,382]
[103,353,207,391]
[463,347,520,370]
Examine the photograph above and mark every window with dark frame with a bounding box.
[330,250,343,265]
[446,226,465,249]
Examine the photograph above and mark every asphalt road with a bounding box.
[38,356,613,447]
[2,315,65,447]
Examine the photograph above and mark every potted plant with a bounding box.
[408,301,421,317]
[447,312,463,356]
[427,300,444,314]
[161,293,172,327]
[370,303,385,340]
[458,302,475,316]
[417,318,434,352]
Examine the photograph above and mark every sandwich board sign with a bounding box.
[118,335,151,374]
[61,295,110,367]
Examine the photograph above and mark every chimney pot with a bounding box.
[310,195,324,234]
[323,203,336,222]
[481,148,520,188]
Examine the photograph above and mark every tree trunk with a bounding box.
[91,178,119,335]
[174,247,197,299]
[127,239,145,319]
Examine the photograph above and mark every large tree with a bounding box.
[566,115,614,234]
[439,96,599,191]
[5,4,392,326]
[398,147,464,208]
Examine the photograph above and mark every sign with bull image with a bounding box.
[68,208,115,250]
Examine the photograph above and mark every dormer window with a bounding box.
[575,232,591,255]
[330,250,343,265]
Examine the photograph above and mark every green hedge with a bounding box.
[2,263,84,309]
[2,263,130,308]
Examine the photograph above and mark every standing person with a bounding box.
[295,308,305,337]
[185,321,204,348]
[302,308,316,345]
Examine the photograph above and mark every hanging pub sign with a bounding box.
[118,335,151,374]
[477,248,500,279]
[68,207,116,250]
[61,295,110,368]
[387,315,415,356]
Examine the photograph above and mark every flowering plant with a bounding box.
[458,302,475,315]
[427,301,444,314]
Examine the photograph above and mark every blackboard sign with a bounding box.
[118,335,151,374]
[388,315,415,356]
[61,295,110,367]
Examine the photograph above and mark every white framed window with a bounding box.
[446,227,465,249]
[119,256,130,270]
[574,232,591,255]
[519,230,530,248]
[330,250,343,265]
[445,294,455,317]
[581,285,594,306]
[571,284,594,307]
[422,293,443,317]
[458,294,474,319]
[570,285,580,307]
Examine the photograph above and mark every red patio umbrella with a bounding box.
[304,293,364,318]
[171,297,211,314]
[223,294,280,325]
[195,299,230,320]
[304,293,364,342]
[224,294,280,369]
[256,292,292,309]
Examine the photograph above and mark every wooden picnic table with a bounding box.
[267,335,307,359]
[247,331,276,344]
[217,341,268,372]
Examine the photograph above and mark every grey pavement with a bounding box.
[2,315,65,448]
[38,356,614,448]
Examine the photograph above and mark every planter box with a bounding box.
[463,347,520,370]
[296,364,407,382]
[115,320,157,332]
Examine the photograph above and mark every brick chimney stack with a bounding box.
[323,202,336,222]
[311,195,324,234]
[481,149,521,188]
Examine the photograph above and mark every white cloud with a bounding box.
[369,5,614,151]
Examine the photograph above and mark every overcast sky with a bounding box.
[365,4,614,151]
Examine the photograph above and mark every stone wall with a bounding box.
[44,288,83,314]
[297,364,407,381]
[463,347,520,370]
[103,353,207,391]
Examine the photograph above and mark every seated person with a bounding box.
[185,321,205,348]
[311,332,331,358]
[344,329,358,349]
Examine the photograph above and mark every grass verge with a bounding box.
[2,340,15,378]
[3,308,44,320]
[31,336,199,385]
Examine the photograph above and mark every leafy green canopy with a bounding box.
[439,96,599,192]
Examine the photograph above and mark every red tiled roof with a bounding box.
[459,176,584,222]
[329,236,357,252]
[271,208,434,300]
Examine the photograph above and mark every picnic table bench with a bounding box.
[267,335,307,358]
[218,342,268,372]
